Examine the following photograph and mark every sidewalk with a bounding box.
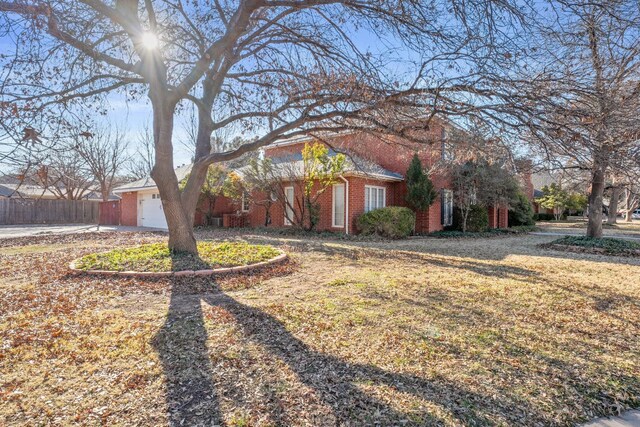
[583,410,640,427]
[0,224,166,239]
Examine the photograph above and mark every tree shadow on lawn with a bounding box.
[152,276,561,426]
[237,232,640,268]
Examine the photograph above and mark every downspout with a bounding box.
[339,175,349,234]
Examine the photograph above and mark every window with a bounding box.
[241,191,250,212]
[364,186,385,212]
[151,193,160,199]
[332,184,345,228]
[441,189,453,226]
[441,128,454,162]
[284,186,294,225]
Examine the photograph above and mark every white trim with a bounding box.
[284,186,294,225]
[442,189,453,226]
[113,185,156,194]
[364,185,386,212]
[344,171,403,182]
[332,183,345,228]
[339,176,349,234]
[241,191,250,212]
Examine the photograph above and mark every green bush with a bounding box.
[356,206,416,239]
[453,204,489,232]
[534,213,566,221]
[549,236,640,255]
[509,192,535,226]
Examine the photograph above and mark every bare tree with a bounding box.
[36,152,95,200]
[0,0,530,253]
[519,1,640,237]
[75,126,130,201]
[127,125,155,180]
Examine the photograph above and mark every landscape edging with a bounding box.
[68,251,288,277]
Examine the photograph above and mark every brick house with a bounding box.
[114,121,511,232]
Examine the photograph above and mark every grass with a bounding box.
[547,236,640,256]
[73,241,281,272]
[1,230,639,426]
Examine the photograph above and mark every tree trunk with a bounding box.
[101,183,109,202]
[586,158,607,238]
[150,97,198,254]
[624,190,637,223]
[462,208,469,233]
[607,186,620,225]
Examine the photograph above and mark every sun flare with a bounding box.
[141,32,159,50]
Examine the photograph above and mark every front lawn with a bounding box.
[73,241,281,272]
[1,231,639,426]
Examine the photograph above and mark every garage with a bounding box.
[137,191,168,229]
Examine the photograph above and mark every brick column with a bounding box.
[498,206,508,228]
[488,206,498,229]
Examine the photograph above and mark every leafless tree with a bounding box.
[75,126,130,201]
[0,0,531,253]
[127,125,155,180]
[35,151,95,200]
[518,1,640,237]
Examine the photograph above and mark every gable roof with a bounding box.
[237,151,403,182]
[113,164,192,193]
[0,184,14,197]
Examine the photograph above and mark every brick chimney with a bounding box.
[514,158,534,202]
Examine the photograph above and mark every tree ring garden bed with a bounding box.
[69,241,287,277]
[541,236,640,257]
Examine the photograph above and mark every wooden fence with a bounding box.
[0,199,100,225]
[99,200,120,226]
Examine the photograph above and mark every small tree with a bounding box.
[406,154,437,212]
[296,143,346,231]
[508,191,535,226]
[567,193,588,216]
[450,161,483,233]
[242,157,280,227]
[222,172,245,213]
[180,165,226,226]
[451,160,520,232]
[536,184,570,221]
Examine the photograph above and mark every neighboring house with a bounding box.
[115,120,512,232]
[0,182,118,201]
[0,173,120,201]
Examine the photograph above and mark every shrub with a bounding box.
[356,206,416,239]
[509,192,535,226]
[452,204,488,232]
[534,213,565,221]
[406,154,437,211]
[548,236,640,255]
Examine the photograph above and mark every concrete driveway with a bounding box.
[0,224,166,239]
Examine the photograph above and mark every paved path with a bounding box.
[583,410,640,427]
[0,224,165,239]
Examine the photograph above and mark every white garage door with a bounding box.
[138,192,168,229]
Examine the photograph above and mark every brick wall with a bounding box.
[193,195,237,225]
[120,192,137,226]
[498,206,509,228]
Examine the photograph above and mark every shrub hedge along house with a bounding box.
[115,118,522,234]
